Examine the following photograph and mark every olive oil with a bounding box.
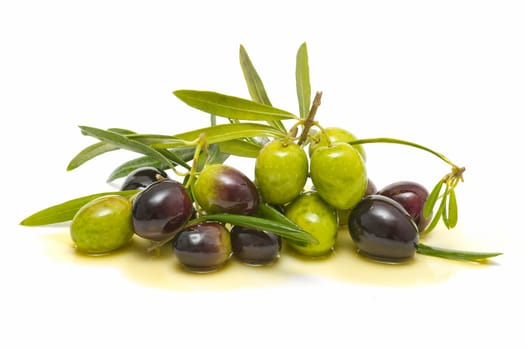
[41,227,493,291]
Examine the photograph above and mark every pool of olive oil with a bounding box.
[41,227,494,291]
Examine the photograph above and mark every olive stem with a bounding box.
[347,137,461,169]
[184,133,207,190]
[297,91,323,146]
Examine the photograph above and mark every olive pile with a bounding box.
[68,127,436,272]
[21,42,501,272]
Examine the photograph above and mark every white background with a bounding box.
[1,1,525,349]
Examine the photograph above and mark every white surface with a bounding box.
[1,1,525,349]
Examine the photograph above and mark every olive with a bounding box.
[255,139,308,205]
[132,179,193,241]
[377,181,430,231]
[70,195,134,254]
[310,142,367,210]
[120,166,168,190]
[309,127,366,160]
[348,195,419,262]
[285,191,338,257]
[230,226,282,265]
[193,164,259,215]
[173,222,232,272]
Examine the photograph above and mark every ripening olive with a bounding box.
[310,142,367,210]
[132,179,193,241]
[377,181,430,232]
[70,195,134,254]
[173,222,232,272]
[193,164,259,215]
[309,127,366,160]
[255,139,308,205]
[285,191,338,257]
[348,195,419,262]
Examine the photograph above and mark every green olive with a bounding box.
[70,195,134,254]
[310,142,367,210]
[285,191,338,257]
[309,127,366,160]
[255,139,308,205]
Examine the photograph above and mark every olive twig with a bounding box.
[297,91,323,146]
[183,133,208,190]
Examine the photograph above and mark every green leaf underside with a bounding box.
[447,190,458,228]
[78,126,180,171]
[296,42,311,119]
[217,140,262,158]
[164,123,285,148]
[239,45,272,106]
[424,178,444,218]
[425,193,448,234]
[67,142,119,171]
[239,45,287,133]
[20,190,139,226]
[173,90,298,121]
[190,214,318,246]
[107,147,196,182]
[417,243,502,262]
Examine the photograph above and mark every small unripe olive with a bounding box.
[310,143,367,210]
[285,191,338,257]
[255,139,308,205]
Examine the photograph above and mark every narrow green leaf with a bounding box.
[258,202,302,231]
[423,179,444,219]
[239,45,287,133]
[162,123,285,149]
[79,126,178,171]
[424,192,447,234]
[447,190,458,228]
[441,191,451,229]
[173,90,298,121]
[417,243,502,263]
[67,142,119,171]
[296,42,311,119]
[107,128,137,135]
[20,190,139,226]
[190,213,318,246]
[239,45,272,105]
[217,140,262,158]
[106,147,196,182]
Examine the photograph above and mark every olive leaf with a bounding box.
[217,139,262,158]
[20,190,139,226]
[78,126,184,172]
[423,178,444,219]
[239,45,287,133]
[296,42,311,119]
[447,189,458,228]
[67,142,119,171]
[416,243,502,263]
[173,90,298,121]
[190,213,318,246]
[154,123,285,149]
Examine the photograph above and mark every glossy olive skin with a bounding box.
[285,191,338,257]
[309,127,366,160]
[310,143,367,210]
[120,167,168,190]
[230,226,282,265]
[132,179,193,241]
[173,223,232,272]
[255,140,308,205]
[193,164,259,215]
[70,195,134,254]
[348,195,419,262]
[377,181,430,231]
[337,177,378,225]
